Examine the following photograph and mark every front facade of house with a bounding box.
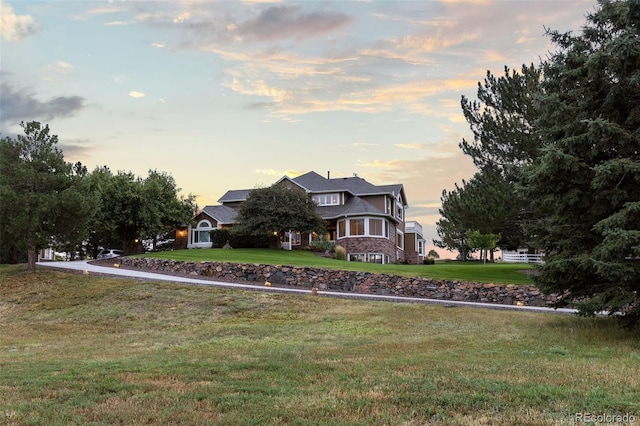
[183,171,425,264]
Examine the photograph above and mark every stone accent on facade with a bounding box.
[337,235,399,263]
[405,251,421,265]
[118,257,560,307]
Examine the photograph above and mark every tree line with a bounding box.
[0,121,196,272]
[434,0,640,326]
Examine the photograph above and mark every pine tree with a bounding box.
[0,122,97,271]
[524,0,640,327]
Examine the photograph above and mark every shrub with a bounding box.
[335,245,346,261]
[423,258,435,265]
[211,229,232,248]
[210,229,271,249]
[310,234,334,252]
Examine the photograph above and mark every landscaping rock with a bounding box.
[118,257,558,307]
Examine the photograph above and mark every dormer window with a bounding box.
[313,193,340,206]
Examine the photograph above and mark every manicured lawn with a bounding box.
[1,265,638,425]
[139,248,534,285]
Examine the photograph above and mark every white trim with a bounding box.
[312,193,341,206]
[396,229,404,250]
[348,253,366,262]
[188,219,214,248]
[336,217,390,239]
[347,252,387,264]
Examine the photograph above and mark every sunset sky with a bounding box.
[1,0,594,256]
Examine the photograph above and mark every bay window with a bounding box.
[336,217,390,238]
[350,218,365,236]
[369,218,383,236]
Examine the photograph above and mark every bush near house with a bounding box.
[210,229,271,249]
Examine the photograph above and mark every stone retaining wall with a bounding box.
[119,257,560,307]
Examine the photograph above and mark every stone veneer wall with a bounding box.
[119,257,559,307]
[337,235,398,264]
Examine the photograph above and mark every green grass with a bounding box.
[1,265,638,425]
[139,248,534,285]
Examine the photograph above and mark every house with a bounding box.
[183,171,425,264]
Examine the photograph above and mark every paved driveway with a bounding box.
[38,260,578,315]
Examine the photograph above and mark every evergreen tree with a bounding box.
[460,64,543,181]
[0,122,97,271]
[434,183,472,260]
[434,167,526,260]
[524,0,640,327]
[437,64,541,260]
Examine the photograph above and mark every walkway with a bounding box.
[38,260,578,315]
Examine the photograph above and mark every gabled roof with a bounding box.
[200,205,238,224]
[290,171,341,193]
[377,184,408,205]
[218,189,251,204]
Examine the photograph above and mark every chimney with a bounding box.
[327,171,330,179]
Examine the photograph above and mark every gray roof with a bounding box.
[316,196,386,220]
[290,171,340,192]
[377,184,407,205]
[201,205,238,224]
[377,184,403,196]
[203,171,406,225]
[329,176,382,195]
[292,171,403,199]
[218,189,251,203]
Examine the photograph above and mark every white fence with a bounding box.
[502,253,544,264]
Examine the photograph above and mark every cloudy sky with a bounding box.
[1,0,594,256]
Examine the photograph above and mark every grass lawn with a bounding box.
[1,265,638,425]
[140,248,534,285]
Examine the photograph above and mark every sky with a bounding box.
[1,0,595,257]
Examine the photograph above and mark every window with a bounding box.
[313,193,340,206]
[368,253,384,264]
[349,253,365,262]
[418,239,425,256]
[396,194,404,220]
[192,220,212,244]
[386,197,392,215]
[369,218,383,236]
[338,217,389,238]
[396,229,404,250]
[350,218,365,236]
[195,231,210,243]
